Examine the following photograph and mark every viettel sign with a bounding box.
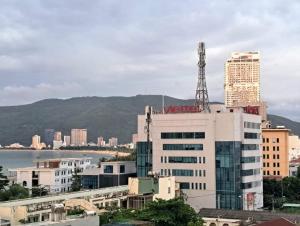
[243,106,259,115]
[164,105,201,114]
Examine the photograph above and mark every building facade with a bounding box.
[288,135,300,160]
[136,105,263,211]
[109,137,118,147]
[54,131,62,141]
[71,129,87,146]
[262,128,290,179]
[64,136,71,146]
[80,161,136,189]
[225,52,260,107]
[31,135,45,150]
[9,158,94,193]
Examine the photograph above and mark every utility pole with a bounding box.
[195,42,210,113]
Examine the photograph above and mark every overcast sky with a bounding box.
[0,0,300,120]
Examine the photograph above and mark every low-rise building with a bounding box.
[9,158,95,193]
[127,176,179,209]
[80,161,136,189]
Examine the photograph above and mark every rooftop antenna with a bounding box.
[195,42,210,112]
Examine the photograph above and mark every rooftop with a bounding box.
[255,218,296,226]
[198,208,300,223]
[33,157,92,163]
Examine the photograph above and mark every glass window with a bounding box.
[161,132,205,139]
[120,165,125,173]
[179,182,190,189]
[163,144,203,151]
[172,169,194,176]
[104,165,113,173]
[168,156,197,163]
[244,132,259,139]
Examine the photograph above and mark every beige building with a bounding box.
[109,137,118,147]
[31,135,46,150]
[71,129,87,146]
[225,52,260,107]
[262,128,290,179]
[63,135,71,146]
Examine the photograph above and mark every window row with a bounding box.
[241,156,260,163]
[161,132,205,139]
[244,121,261,129]
[241,144,259,151]
[263,154,280,159]
[160,169,206,177]
[180,182,206,190]
[263,170,281,176]
[241,168,260,177]
[241,180,261,189]
[161,156,206,164]
[263,146,280,151]
[163,144,203,151]
[244,132,260,139]
[263,138,280,143]
[263,162,280,168]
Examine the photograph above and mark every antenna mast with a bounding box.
[195,42,210,112]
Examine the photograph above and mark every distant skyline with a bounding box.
[0,1,300,121]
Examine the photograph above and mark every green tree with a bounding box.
[71,168,81,192]
[138,198,203,226]
[0,166,9,190]
[297,166,300,179]
[31,186,48,197]
[0,184,29,201]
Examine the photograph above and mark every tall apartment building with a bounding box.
[97,136,105,146]
[31,135,45,150]
[109,137,118,147]
[136,105,263,211]
[71,129,87,146]
[225,52,260,107]
[64,135,71,146]
[9,158,94,193]
[262,128,290,179]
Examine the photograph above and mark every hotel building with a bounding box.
[71,129,87,146]
[262,127,290,179]
[225,52,260,107]
[136,104,263,211]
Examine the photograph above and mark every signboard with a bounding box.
[243,106,259,115]
[164,105,201,114]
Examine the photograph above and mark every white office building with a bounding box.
[136,104,263,211]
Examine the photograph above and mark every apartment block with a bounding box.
[262,128,290,179]
[9,158,95,193]
[71,129,87,146]
[136,104,263,211]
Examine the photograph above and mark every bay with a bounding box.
[0,149,112,174]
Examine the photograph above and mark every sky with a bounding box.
[0,0,300,120]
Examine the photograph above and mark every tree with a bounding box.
[0,166,9,190]
[297,166,300,179]
[0,184,29,201]
[138,198,203,226]
[31,186,48,197]
[71,168,81,192]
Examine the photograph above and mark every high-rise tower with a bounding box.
[224,52,260,107]
[195,42,210,112]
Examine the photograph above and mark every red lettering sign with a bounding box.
[243,106,259,115]
[164,105,201,114]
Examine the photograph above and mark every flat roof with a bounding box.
[8,167,56,172]
[0,185,128,207]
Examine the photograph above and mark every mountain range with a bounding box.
[0,95,299,146]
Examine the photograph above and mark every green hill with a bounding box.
[0,95,298,146]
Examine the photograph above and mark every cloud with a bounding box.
[0,0,299,120]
